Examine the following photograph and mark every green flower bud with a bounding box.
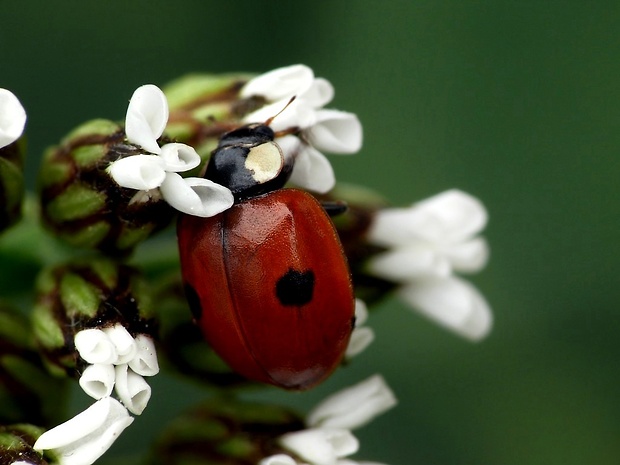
[319,183,397,304]
[38,119,174,255]
[0,424,51,465]
[0,304,67,426]
[0,138,26,233]
[32,259,157,378]
[149,398,303,465]
[152,275,249,389]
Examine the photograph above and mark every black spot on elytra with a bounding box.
[184,283,203,321]
[275,269,315,307]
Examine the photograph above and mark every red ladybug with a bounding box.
[177,124,355,390]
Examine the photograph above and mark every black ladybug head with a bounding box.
[205,123,293,202]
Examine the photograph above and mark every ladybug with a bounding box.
[177,122,355,390]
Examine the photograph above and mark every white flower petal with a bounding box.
[128,334,159,376]
[103,324,137,365]
[398,276,492,341]
[74,329,117,365]
[306,109,363,154]
[160,173,234,217]
[244,98,316,132]
[34,397,133,465]
[345,327,375,359]
[366,207,423,248]
[445,237,490,273]
[368,190,488,248]
[114,364,151,415]
[107,154,166,191]
[259,454,298,465]
[367,243,451,282]
[299,77,335,108]
[354,299,368,326]
[279,429,358,465]
[159,143,201,172]
[0,88,26,149]
[78,364,115,400]
[241,64,315,101]
[307,375,397,430]
[289,145,335,194]
[410,190,488,244]
[125,84,169,154]
[277,134,303,164]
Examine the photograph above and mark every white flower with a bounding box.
[108,84,234,217]
[74,329,117,365]
[33,397,134,465]
[307,375,397,431]
[241,64,362,194]
[103,324,137,365]
[279,428,359,465]
[367,189,489,279]
[73,326,159,417]
[240,64,315,102]
[0,88,26,150]
[366,189,492,340]
[399,275,492,341]
[79,364,115,400]
[345,299,375,359]
[128,333,159,376]
[114,364,151,415]
[264,377,395,465]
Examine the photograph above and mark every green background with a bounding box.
[2,1,619,464]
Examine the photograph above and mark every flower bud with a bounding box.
[0,304,66,426]
[0,138,26,233]
[148,399,304,465]
[37,119,175,255]
[31,259,157,378]
[0,423,50,465]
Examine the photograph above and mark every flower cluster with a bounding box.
[33,325,159,464]
[108,84,234,217]
[0,64,493,465]
[108,65,363,217]
[241,64,362,194]
[260,375,397,465]
[366,189,492,340]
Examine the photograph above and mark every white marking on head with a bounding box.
[245,141,284,184]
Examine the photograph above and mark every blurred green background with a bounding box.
[2,1,619,464]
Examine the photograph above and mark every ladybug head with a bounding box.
[205,123,293,202]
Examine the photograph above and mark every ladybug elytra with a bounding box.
[177,123,355,390]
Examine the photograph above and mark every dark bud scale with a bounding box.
[38,119,175,255]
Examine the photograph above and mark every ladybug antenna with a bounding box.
[264,96,297,127]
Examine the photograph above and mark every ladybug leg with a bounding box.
[321,201,348,217]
